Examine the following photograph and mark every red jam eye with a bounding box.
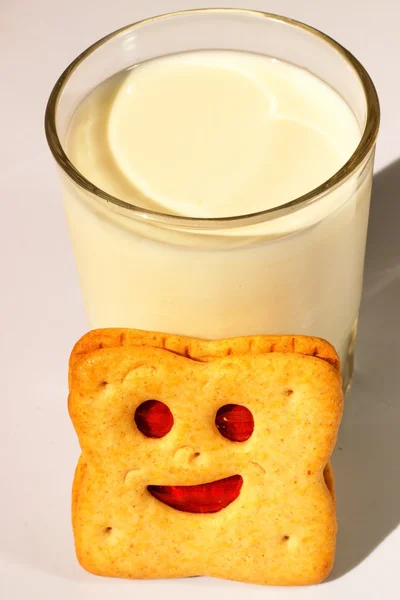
[134,400,174,438]
[215,404,254,442]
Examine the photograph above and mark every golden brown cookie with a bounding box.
[69,330,343,586]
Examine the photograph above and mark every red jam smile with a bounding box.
[147,475,243,513]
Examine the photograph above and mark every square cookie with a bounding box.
[69,330,343,586]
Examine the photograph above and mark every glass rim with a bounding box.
[44,7,380,230]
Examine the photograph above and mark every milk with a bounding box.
[67,50,361,216]
[63,50,372,385]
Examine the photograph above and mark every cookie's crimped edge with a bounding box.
[69,328,340,388]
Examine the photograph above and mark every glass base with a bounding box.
[341,316,358,393]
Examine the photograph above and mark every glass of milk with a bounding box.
[45,9,379,389]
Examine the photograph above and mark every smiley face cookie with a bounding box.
[69,330,343,586]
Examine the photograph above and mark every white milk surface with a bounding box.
[67,50,360,217]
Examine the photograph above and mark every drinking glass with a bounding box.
[45,9,380,390]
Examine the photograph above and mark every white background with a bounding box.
[2,1,400,599]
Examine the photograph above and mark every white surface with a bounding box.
[1,1,399,599]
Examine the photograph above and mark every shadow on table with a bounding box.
[329,158,400,580]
